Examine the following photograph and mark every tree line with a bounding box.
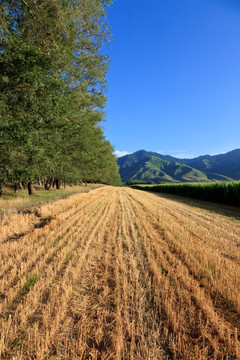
[0,0,121,195]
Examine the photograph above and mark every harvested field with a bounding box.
[0,186,240,359]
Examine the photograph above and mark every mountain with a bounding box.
[175,149,240,180]
[117,150,237,183]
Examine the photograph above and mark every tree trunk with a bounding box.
[44,182,50,190]
[27,181,35,195]
[44,177,53,190]
[14,183,19,194]
[56,178,60,189]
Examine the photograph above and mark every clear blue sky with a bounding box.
[103,0,240,158]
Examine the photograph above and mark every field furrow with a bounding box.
[0,187,239,359]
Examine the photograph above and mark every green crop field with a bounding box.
[132,181,240,206]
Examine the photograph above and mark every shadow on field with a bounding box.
[150,192,240,221]
[3,216,53,243]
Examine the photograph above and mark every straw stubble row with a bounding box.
[0,187,239,359]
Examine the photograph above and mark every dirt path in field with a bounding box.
[0,187,239,359]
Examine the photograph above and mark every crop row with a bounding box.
[132,181,240,206]
[0,187,239,359]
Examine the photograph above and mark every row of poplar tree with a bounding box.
[0,0,121,195]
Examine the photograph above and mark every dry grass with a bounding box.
[0,187,239,359]
[0,184,102,213]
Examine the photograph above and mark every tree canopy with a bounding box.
[0,0,121,193]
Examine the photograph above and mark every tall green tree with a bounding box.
[0,0,120,193]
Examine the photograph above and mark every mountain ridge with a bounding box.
[117,149,240,183]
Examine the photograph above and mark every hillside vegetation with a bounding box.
[0,187,239,359]
[176,148,240,179]
[118,150,234,183]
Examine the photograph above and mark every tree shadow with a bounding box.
[152,192,240,221]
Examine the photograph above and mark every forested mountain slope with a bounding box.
[177,149,240,179]
[118,150,235,183]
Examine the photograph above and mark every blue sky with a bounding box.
[103,0,240,158]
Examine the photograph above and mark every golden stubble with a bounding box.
[0,187,239,359]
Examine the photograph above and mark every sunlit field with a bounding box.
[0,187,239,359]
[0,184,102,214]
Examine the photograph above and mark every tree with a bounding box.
[0,0,120,194]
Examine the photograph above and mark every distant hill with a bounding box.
[117,149,237,183]
[175,149,240,180]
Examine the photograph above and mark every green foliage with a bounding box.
[132,182,240,206]
[125,180,155,186]
[178,149,240,180]
[0,0,120,192]
[118,153,232,184]
[24,273,39,293]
